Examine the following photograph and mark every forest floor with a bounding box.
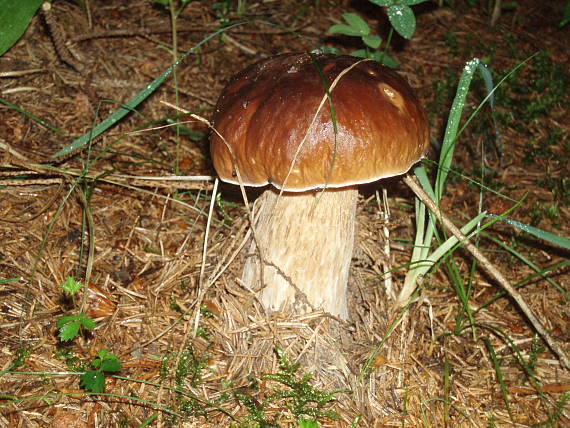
[0,0,569,426]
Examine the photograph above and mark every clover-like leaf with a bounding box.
[362,34,382,49]
[329,13,370,36]
[387,5,416,39]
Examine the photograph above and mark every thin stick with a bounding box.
[402,174,570,370]
[193,177,219,336]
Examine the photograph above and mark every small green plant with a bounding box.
[175,344,210,389]
[56,312,96,341]
[79,349,122,393]
[61,275,83,299]
[0,347,31,377]
[328,0,428,67]
[54,277,123,393]
[55,276,96,341]
[237,346,344,426]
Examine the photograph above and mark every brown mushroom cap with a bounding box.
[210,53,429,191]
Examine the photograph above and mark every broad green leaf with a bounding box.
[95,349,122,372]
[329,24,367,37]
[311,46,340,55]
[350,49,369,58]
[374,52,398,68]
[298,419,319,428]
[58,321,80,342]
[369,0,427,6]
[341,12,370,35]
[387,5,416,39]
[100,357,122,372]
[368,0,392,6]
[79,314,96,330]
[350,49,398,68]
[56,313,96,341]
[0,0,42,56]
[80,370,105,393]
[56,315,78,329]
[362,34,382,49]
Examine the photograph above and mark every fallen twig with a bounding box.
[402,174,570,370]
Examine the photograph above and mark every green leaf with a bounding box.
[61,276,83,296]
[330,13,370,36]
[100,357,121,372]
[0,98,64,134]
[94,349,122,372]
[56,315,76,329]
[58,320,81,342]
[80,370,105,393]
[362,34,382,49]
[0,0,42,56]
[311,46,340,55]
[341,13,370,34]
[329,24,367,37]
[349,49,398,67]
[298,419,319,428]
[79,314,96,330]
[398,0,429,5]
[56,313,96,341]
[387,5,416,39]
[0,277,22,285]
[350,49,369,58]
[369,0,427,5]
[435,58,479,202]
[368,0,392,6]
[371,51,399,67]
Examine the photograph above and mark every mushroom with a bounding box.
[210,53,428,319]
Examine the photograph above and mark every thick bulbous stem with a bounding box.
[242,187,358,319]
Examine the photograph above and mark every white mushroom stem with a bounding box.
[242,187,358,319]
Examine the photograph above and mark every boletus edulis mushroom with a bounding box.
[210,53,428,319]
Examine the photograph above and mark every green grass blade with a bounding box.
[419,212,487,276]
[475,258,570,312]
[482,233,568,298]
[488,215,570,250]
[435,58,479,202]
[0,97,64,134]
[0,277,22,284]
[483,338,514,423]
[51,22,247,158]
